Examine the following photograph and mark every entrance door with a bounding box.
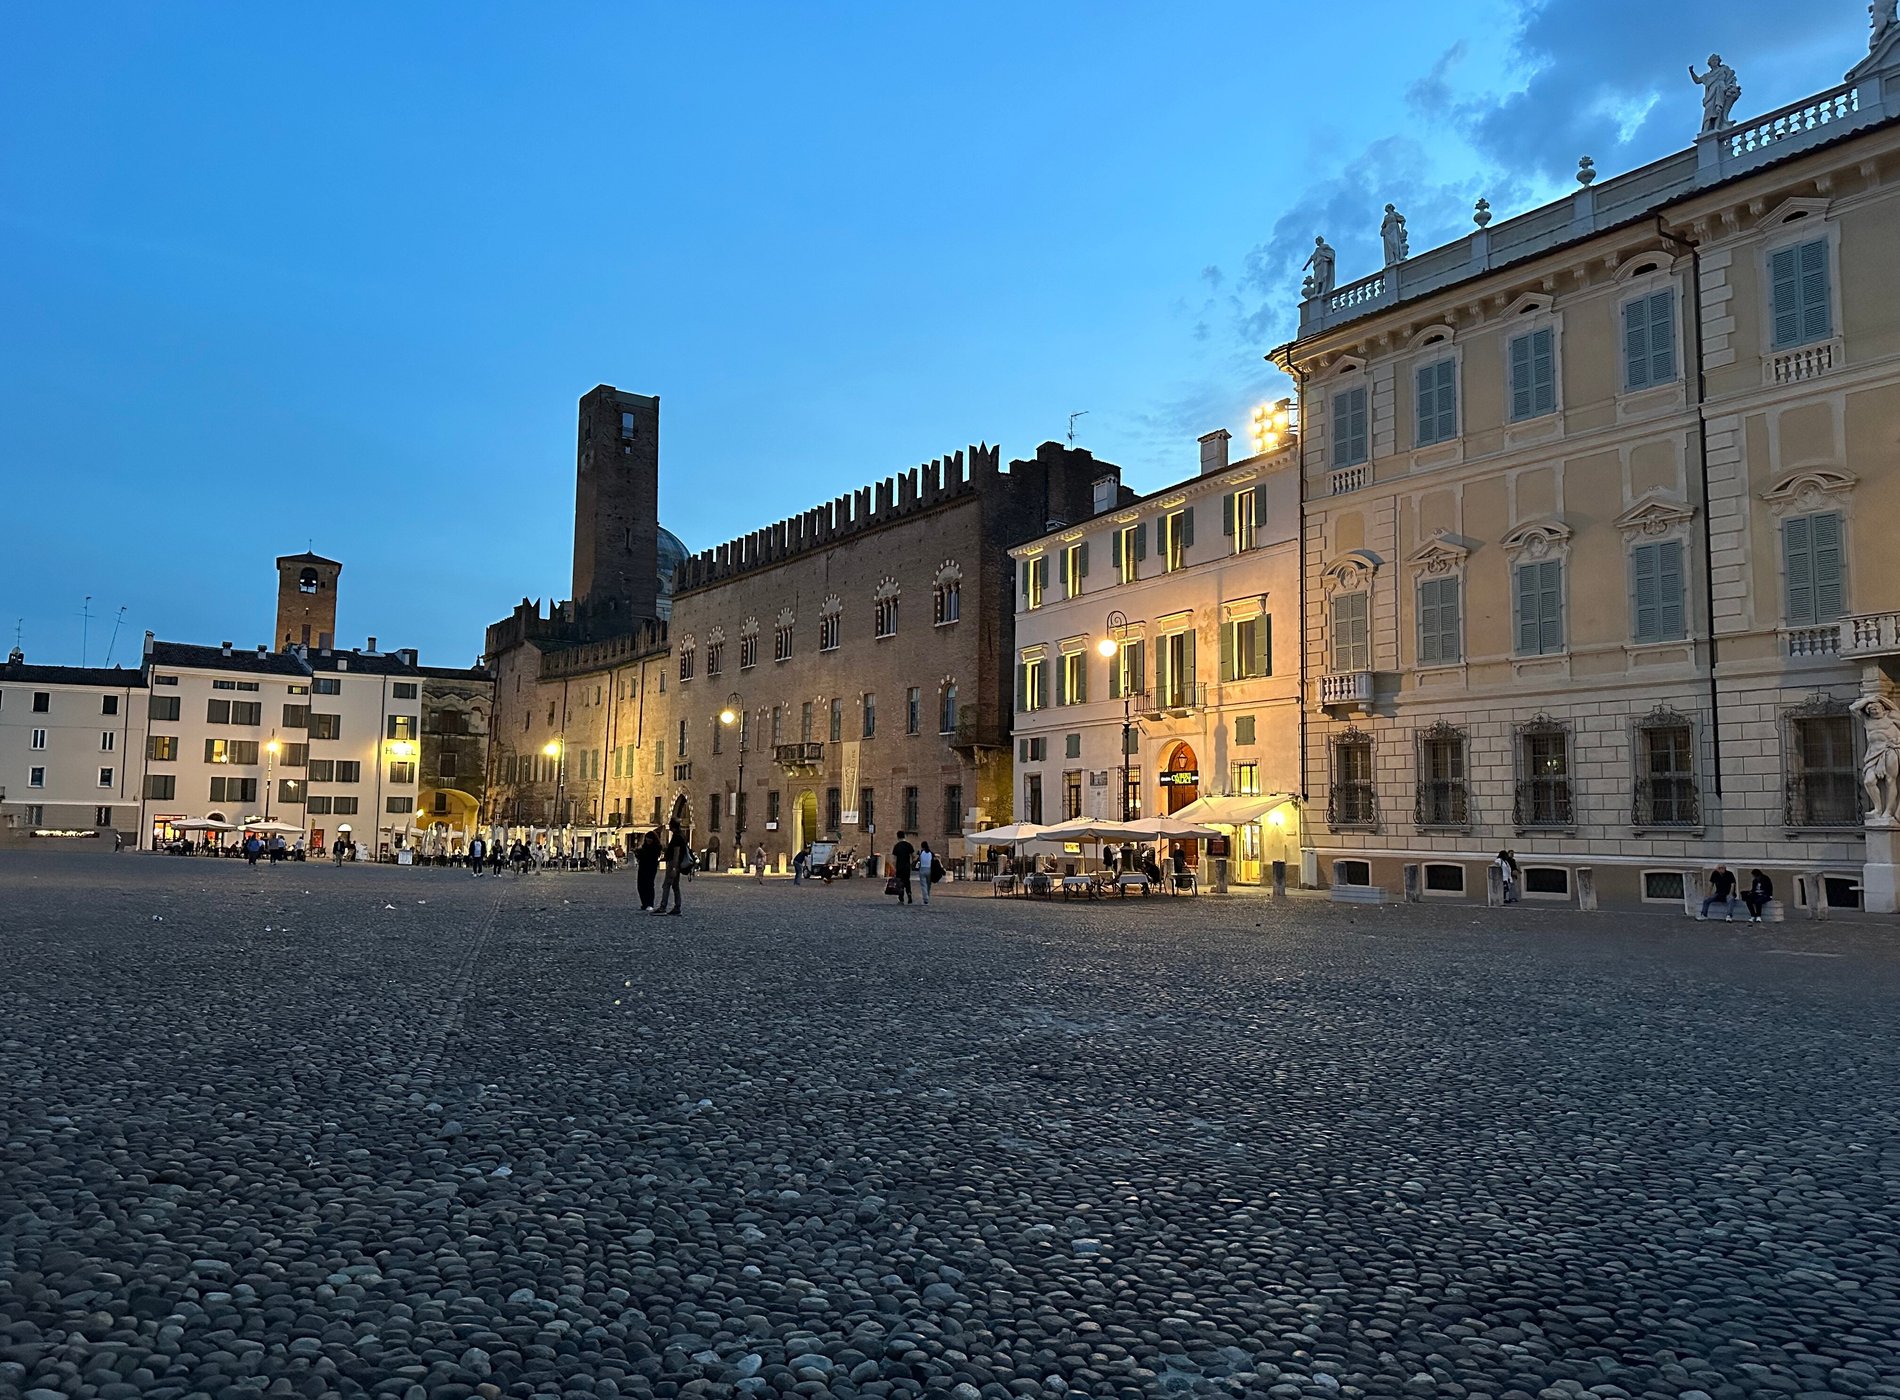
[794,790,818,854]
[1164,743,1199,868]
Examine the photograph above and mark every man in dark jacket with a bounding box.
[1743,869,1775,924]
[658,821,688,915]
[1701,864,1738,921]
[890,831,916,905]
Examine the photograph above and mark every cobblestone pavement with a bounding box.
[4,853,1900,1400]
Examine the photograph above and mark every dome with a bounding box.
[656,525,690,621]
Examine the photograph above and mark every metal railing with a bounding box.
[773,742,825,768]
[1512,779,1574,828]
[1783,774,1862,829]
[1414,781,1469,828]
[1327,782,1376,828]
[1632,778,1700,828]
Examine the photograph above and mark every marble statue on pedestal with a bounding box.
[1851,694,1900,824]
[1381,205,1409,265]
[1301,236,1336,300]
[1876,2,1898,46]
[1690,54,1741,133]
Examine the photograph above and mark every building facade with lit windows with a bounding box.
[1270,21,1900,910]
[0,655,148,844]
[1007,431,1305,882]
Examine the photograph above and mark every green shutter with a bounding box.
[1799,239,1831,344]
[1016,662,1028,712]
[1077,541,1089,577]
[1134,524,1148,561]
[1020,560,1031,602]
[1154,637,1170,702]
[1053,658,1065,707]
[1129,640,1144,695]
[1073,657,1086,704]
[1182,629,1196,686]
[1771,245,1802,348]
[1035,557,1048,596]
[1222,493,1235,536]
[1255,616,1271,677]
[1219,623,1235,682]
[1108,649,1121,700]
[1111,530,1124,575]
[1784,515,1814,624]
[1181,508,1194,549]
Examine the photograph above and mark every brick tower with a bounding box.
[275,551,342,651]
[572,385,661,623]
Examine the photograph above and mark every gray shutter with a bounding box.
[1016,662,1028,712]
[1222,493,1235,536]
[1182,629,1196,686]
[1135,524,1148,560]
[1515,566,1539,653]
[1020,560,1031,603]
[1111,529,1124,576]
[1510,334,1533,419]
[1623,298,1651,391]
[1154,637,1171,702]
[1219,623,1235,682]
[1531,327,1555,414]
[1035,556,1048,596]
[1631,543,1661,642]
[1800,239,1831,343]
[1812,511,1844,620]
[1053,658,1065,707]
[1771,245,1801,347]
[1181,507,1194,549]
[1077,541,1089,578]
[1073,656,1086,704]
[1647,290,1675,384]
[1107,648,1121,700]
[1538,560,1563,652]
[1657,539,1685,639]
[1130,641,1144,695]
[1784,515,1814,624]
[1255,615,1271,677]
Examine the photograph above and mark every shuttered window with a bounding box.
[1508,327,1556,420]
[1783,511,1845,626]
[1332,387,1368,467]
[1770,238,1831,349]
[1220,615,1271,681]
[1622,290,1676,390]
[1513,560,1564,655]
[1417,577,1462,664]
[1630,539,1686,642]
[1415,359,1457,446]
[1331,592,1370,671]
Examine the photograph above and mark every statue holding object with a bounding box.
[1851,694,1900,825]
[1689,53,1741,134]
[1302,236,1337,299]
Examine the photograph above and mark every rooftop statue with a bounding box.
[1877,2,1898,45]
[1301,236,1337,300]
[1381,205,1409,265]
[1689,53,1741,133]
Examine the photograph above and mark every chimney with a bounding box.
[143,631,155,658]
[256,645,267,657]
[221,641,233,657]
[366,636,378,654]
[1198,429,1232,476]
[6,646,21,665]
[1091,473,1120,516]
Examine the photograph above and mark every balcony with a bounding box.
[1133,685,1205,719]
[1842,610,1900,659]
[1320,670,1374,711]
[773,742,825,771]
[951,715,1007,753]
[1783,625,1842,658]
[1329,464,1368,496]
[1766,337,1840,387]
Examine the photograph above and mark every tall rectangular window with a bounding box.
[826,787,842,833]
[1635,719,1698,826]
[1223,488,1258,552]
[1018,657,1046,712]
[1418,577,1462,664]
[942,784,963,835]
[1160,509,1193,571]
[1331,592,1370,671]
[903,785,920,831]
[939,683,957,733]
[1415,359,1458,446]
[1114,524,1145,583]
[862,692,876,738]
[1108,640,1145,701]
[1062,542,1089,598]
[829,698,843,743]
[149,695,181,722]
[1515,723,1573,827]
[1416,726,1468,827]
[1330,734,1374,826]
[800,701,814,744]
[1231,760,1261,796]
[1022,556,1047,609]
[1770,238,1831,349]
[1057,652,1087,706]
[1155,630,1197,708]
[905,687,920,735]
[1630,539,1687,643]
[1332,386,1368,467]
[1514,560,1564,655]
[1508,326,1556,420]
[1622,289,1676,390]
[32,691,50,712]
[1220,614,1269,681]
[1783,511,1845,626]
[1023,773,1044,825]
[1788,711,1858,826]
[860,787,876,832]
[1061,771,1082,820]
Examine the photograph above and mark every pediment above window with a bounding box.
[1613,493,1697,539]
[1500,518,1573,560]
[1406,531,1478,575]
[1320,549,1381,594]
[1330,354,1367,378]
[1757,196,1833,231]
[1504,291,1555,318]
[1762,467,1856,515]
[1407,323,1457,350]
[1612,247,1680,282]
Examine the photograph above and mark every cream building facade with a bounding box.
[1008,434,1305,882]
[1272,21,1900,911]
[0,655,148,843]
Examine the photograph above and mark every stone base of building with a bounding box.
[1865,825,1900,915]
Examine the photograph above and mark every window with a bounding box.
[306,796,333,814]
[1508,327,1556,420]
[679,648,696,681]
[1060,771,1082,820]
[1331,592,1370,671]
[307,759,334,781]
[859,787,877,831]
[1023,773,1044,824]
[207,698,231,724]
[1415,723,1469,828]
[1514,561,1564,655]
[770,707,782,745]
[1065,732,1082,759]
[943,784,963,835]
[287,684,307,697]
[388,761,416,784]
[1424,863,1465,894]
[1155,630,1197,709]
[1329,729,1375,827]
[332,796,359,816]
[279,743,308,768]
[392,682,418,700]
[767,791,781,824]
[1057,651,1087,706]
[101,694,118,716]
[97,767,114,788]
[1107,640,1146,702]
[314,677,341,694]
[144,774,175,800]
[1335,860,1371,886]
[147,735,177,761]
[620,408,637,438]
[1783,511,1845,626]
[387,796,414,814]
[278,779,304,805]
[1417,576,1462,664]
[308,713,341,740]
[905,687,921,735]
[29,728,46,750]
[233,701,262,725]
[825,787,842,834]
[1332,386,1368,467]
[152,674,176,686]
[740,632,759,669]
[874,596,898,638]
[1018,656,1046,712]
[940,684,958,734]
[1231,760,1260,796]
[862,692,876,738]
[1235,715,1256,746]
[149,695,181,722]
[830,698,843,743]
[1019,736,1047,762]
[1060,544,1088,599]
[820,612,841,650]
[775,623,794,662]
[1770,238,1831,349]
[1515,718,1573,827]
[1160,509,1193,571]
[1114,524,1146,583]
[386,714,417,741]
[212,679,258,692]
[1786,705,1859,827]
[280,703,307,729]
[1630,540,1687,643]
[204,739,259,765]
[706,641,725,676]
[28,766,45,788]
[1123,765,1143,819]
[800,702,814,744]
[1634,712,1698,827]
[1415,360,1458,446]
[1643,870,1686,902]
[1223,488,1258,553]
[431,792,448,815]
[208,776,257,803]
[1623,289,1677,390]
[708,793,722,834]
[1220,614,1270,682]
[335,761,361,783]
[1021,556,1047,610]
[1524,867,1570,897]
[935,579,962,624]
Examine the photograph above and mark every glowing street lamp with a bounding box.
[1101,610,1135,821]
[719,692,747,848]
[543,738,566,836]
[264,737,281,821]
[1250,398,1293,456]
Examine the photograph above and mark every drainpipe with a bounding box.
[1655,217,1723,800]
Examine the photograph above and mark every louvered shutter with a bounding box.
[1053,658,1065,707]
[1771,245,1802,348]
[1182,629,1196,686]
[1799,239,1831,344]
[1811,511,1844,621]
[1181,509,1194,549]
[1073,657,1086,704]
[1624,298,1652,391]
[1784,515,1814,624]
[1111,530,1123,576]
[1108,649,1121,700]
[1631,543,1661,641]
[1077,541,1089,578]
[1510,334,1534,419]
[1134,524,1148,560]
[1531,328,1555,415]
[1154,637,1171,703]
[1255,616,1271,677]
[1222,493,1235,536]
[1515,565,1540,653]
[1657,540,1685,639]
[1016,662,1029,712]
[1020,560,1031,605]
[1647,290,1675,384]
[1537,561,1563,652]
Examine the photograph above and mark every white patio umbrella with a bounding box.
[1118,815,1219,840]
[243,820,305,837]
[173,818,237,832]
[965,821,1048,843]
[1168,793,1296,826]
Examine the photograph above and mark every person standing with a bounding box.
[469,834,486,876]
[635,829,662,912]
[1493,850,1517,904]
[1743,868,1774,924]
[658,820,688,915]
[1700,864,1739,921]
[793,845,809,885]
[917,841,936,905]
[890,830,916,905]
[244,834,262,867]
[753,842,767,883]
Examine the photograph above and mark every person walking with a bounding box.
[657,820,688,914]
[1493,850,1518,904]
[244,834,262,867]
[793,845,809,885]
[753,842,767,883]
[890,830,916,905]
[490,840,506,876]
[1700,864,1739,921]
[1743,868,1774,923]
[468,834,486,876]
[634,829,662,912]
[917,841,936,905]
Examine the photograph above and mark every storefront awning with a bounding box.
[1168,793,1298,826]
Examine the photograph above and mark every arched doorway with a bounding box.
[1163,743,1200,868]
[793,789,819,855]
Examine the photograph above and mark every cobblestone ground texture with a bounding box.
[4,853,1900,1400]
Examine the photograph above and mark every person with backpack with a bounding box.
[468,835,486,876]
[917,841,937,905]
[1743,868,1774,924]
[657,820,689,914]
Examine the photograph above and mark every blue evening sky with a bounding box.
[0,1,1867,666]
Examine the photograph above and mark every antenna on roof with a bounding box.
[80,595,93,667]
[1067,411,1088,446]
[104,606,128,666]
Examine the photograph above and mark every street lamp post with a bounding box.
[718,692,747,856]
[1097,610,1133,821]
[544,738,565,850]
[264,738,281,822]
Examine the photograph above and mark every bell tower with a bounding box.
[573,385,661,623]
[275,551,342,651]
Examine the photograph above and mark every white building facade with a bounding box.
[0,655,149,843]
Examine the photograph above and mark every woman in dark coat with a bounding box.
[634,829,663,912]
